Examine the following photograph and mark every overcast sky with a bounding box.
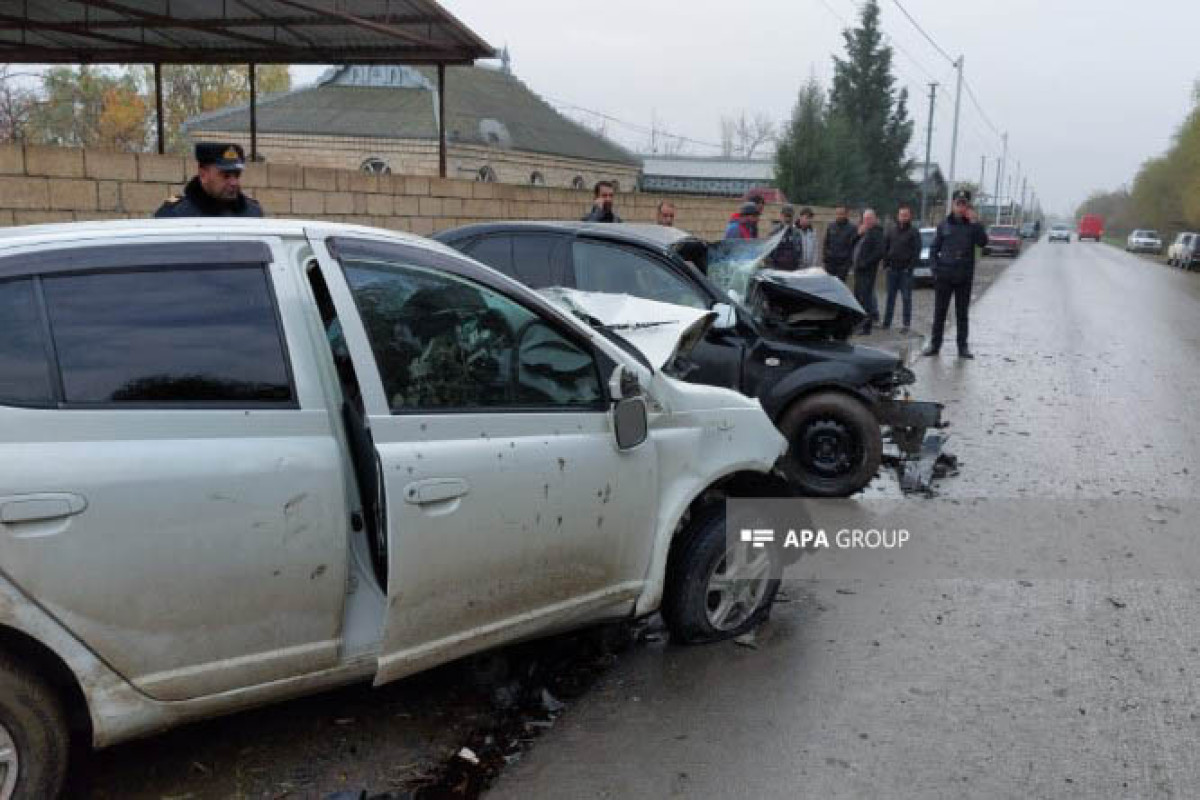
[294,0,1199,215]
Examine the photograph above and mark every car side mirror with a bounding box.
[613,396,648,450]
[609,363,641,399]
[711,302,737,331]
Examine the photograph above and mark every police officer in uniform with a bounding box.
[154,143,264,218]
[922,188,988,359]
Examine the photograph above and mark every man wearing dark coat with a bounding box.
[922,189,989,358]
[155,143,264,218]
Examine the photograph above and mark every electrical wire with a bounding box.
[889,0,956,66]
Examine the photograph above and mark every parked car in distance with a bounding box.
[435,222,945,498]
[1167,232,1199,267]
[1077,214,1104,242]
[0,218,792,796]
[914,227,936,285]
[983,225,1022,257]
[1019,221,1040,240]
[1180,236,1200,271]
[1048,224,1072,243]
[1125,229,1163,255]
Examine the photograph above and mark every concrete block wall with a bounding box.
[0,144,834,241]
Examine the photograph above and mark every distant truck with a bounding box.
[1078,214,1104,242]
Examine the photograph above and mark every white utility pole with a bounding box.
[945,56,965,204]
[920,82,938,224]
[994,132,1008,225]
[1019,177,1028,227]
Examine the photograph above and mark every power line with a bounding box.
[889,0,956,66]
[962,77,1002,138]
[538,93,727,153]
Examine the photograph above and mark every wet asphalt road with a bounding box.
[488,241,1200,798]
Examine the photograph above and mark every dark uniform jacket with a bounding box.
[581,206,623,223]
[883,222,922,271]
[154,177,264,218]
[851,225,885,273]
[930,213,988,284]
[768,221,801,270]
[823,219,857,268]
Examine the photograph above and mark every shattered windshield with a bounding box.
[705,229,787,302]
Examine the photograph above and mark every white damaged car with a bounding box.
[0,219,787,797]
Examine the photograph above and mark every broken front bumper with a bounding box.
[875,397,951,493]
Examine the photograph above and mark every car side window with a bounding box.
[38,266,294,406]
[338,253,604,412]
[0,278,53,406]
[464,235,514,278]
[571,240,710,310]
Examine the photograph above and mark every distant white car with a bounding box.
[1167,232,1199,266]
[1125,229,1163,255]
[1048,224,1071,243]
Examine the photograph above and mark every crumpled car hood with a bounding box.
[538,287,716,369]
[703,231,865,339]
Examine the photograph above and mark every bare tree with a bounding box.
[648,112,688,156]
[719,116,736,158]
[0,65,37,143]
[735,111,777,159]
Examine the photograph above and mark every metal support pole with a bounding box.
[154,62,165,155]
[945,56,964,204]
[248,63,257,161]
[920,82,938,224]
[978,155,986,211]
[1019,177,1028,227]
[437,64,447,179]
[994,132,1007,225]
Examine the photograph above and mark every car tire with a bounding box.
[662,506,781,645]
[777,391,883,497]
[0,653,70,800]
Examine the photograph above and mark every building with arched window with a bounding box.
[186,64,641,191]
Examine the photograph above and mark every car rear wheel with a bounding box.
[662,506,781,644]
[777,391,883,497]
[0,654,69,800]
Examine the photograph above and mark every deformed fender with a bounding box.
[757,359,880,421]
[632,387,787,617]
[0,572,131,747]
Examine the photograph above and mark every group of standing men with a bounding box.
[722,188,987,357]
[161,142,986,359]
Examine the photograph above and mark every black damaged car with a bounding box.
[435,222,943,496]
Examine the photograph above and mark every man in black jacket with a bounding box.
[581,180,623,223]
[881,205,921,331]
[851,209,885,335]
[154,143,264,218]
[822,204,857,281]
[922,189,989,358]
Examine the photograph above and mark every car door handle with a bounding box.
[403,479,470,505]
[0,493,88,524]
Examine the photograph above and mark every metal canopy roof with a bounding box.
[0,0,495,64]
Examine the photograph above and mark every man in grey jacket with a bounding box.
[795,207,818,268]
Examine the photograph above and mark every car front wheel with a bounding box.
[0,654,69,800]
[777,391,883,497]
[662,506,781,644]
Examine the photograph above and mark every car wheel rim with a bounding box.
[0,722,18,800]
[705,543,772,631]
[801,418,860,478]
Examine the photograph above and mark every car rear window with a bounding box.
[1145,231,1159,238]
[990,227,1018,235]
[42,266,294,406]
[0,278,53,406]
